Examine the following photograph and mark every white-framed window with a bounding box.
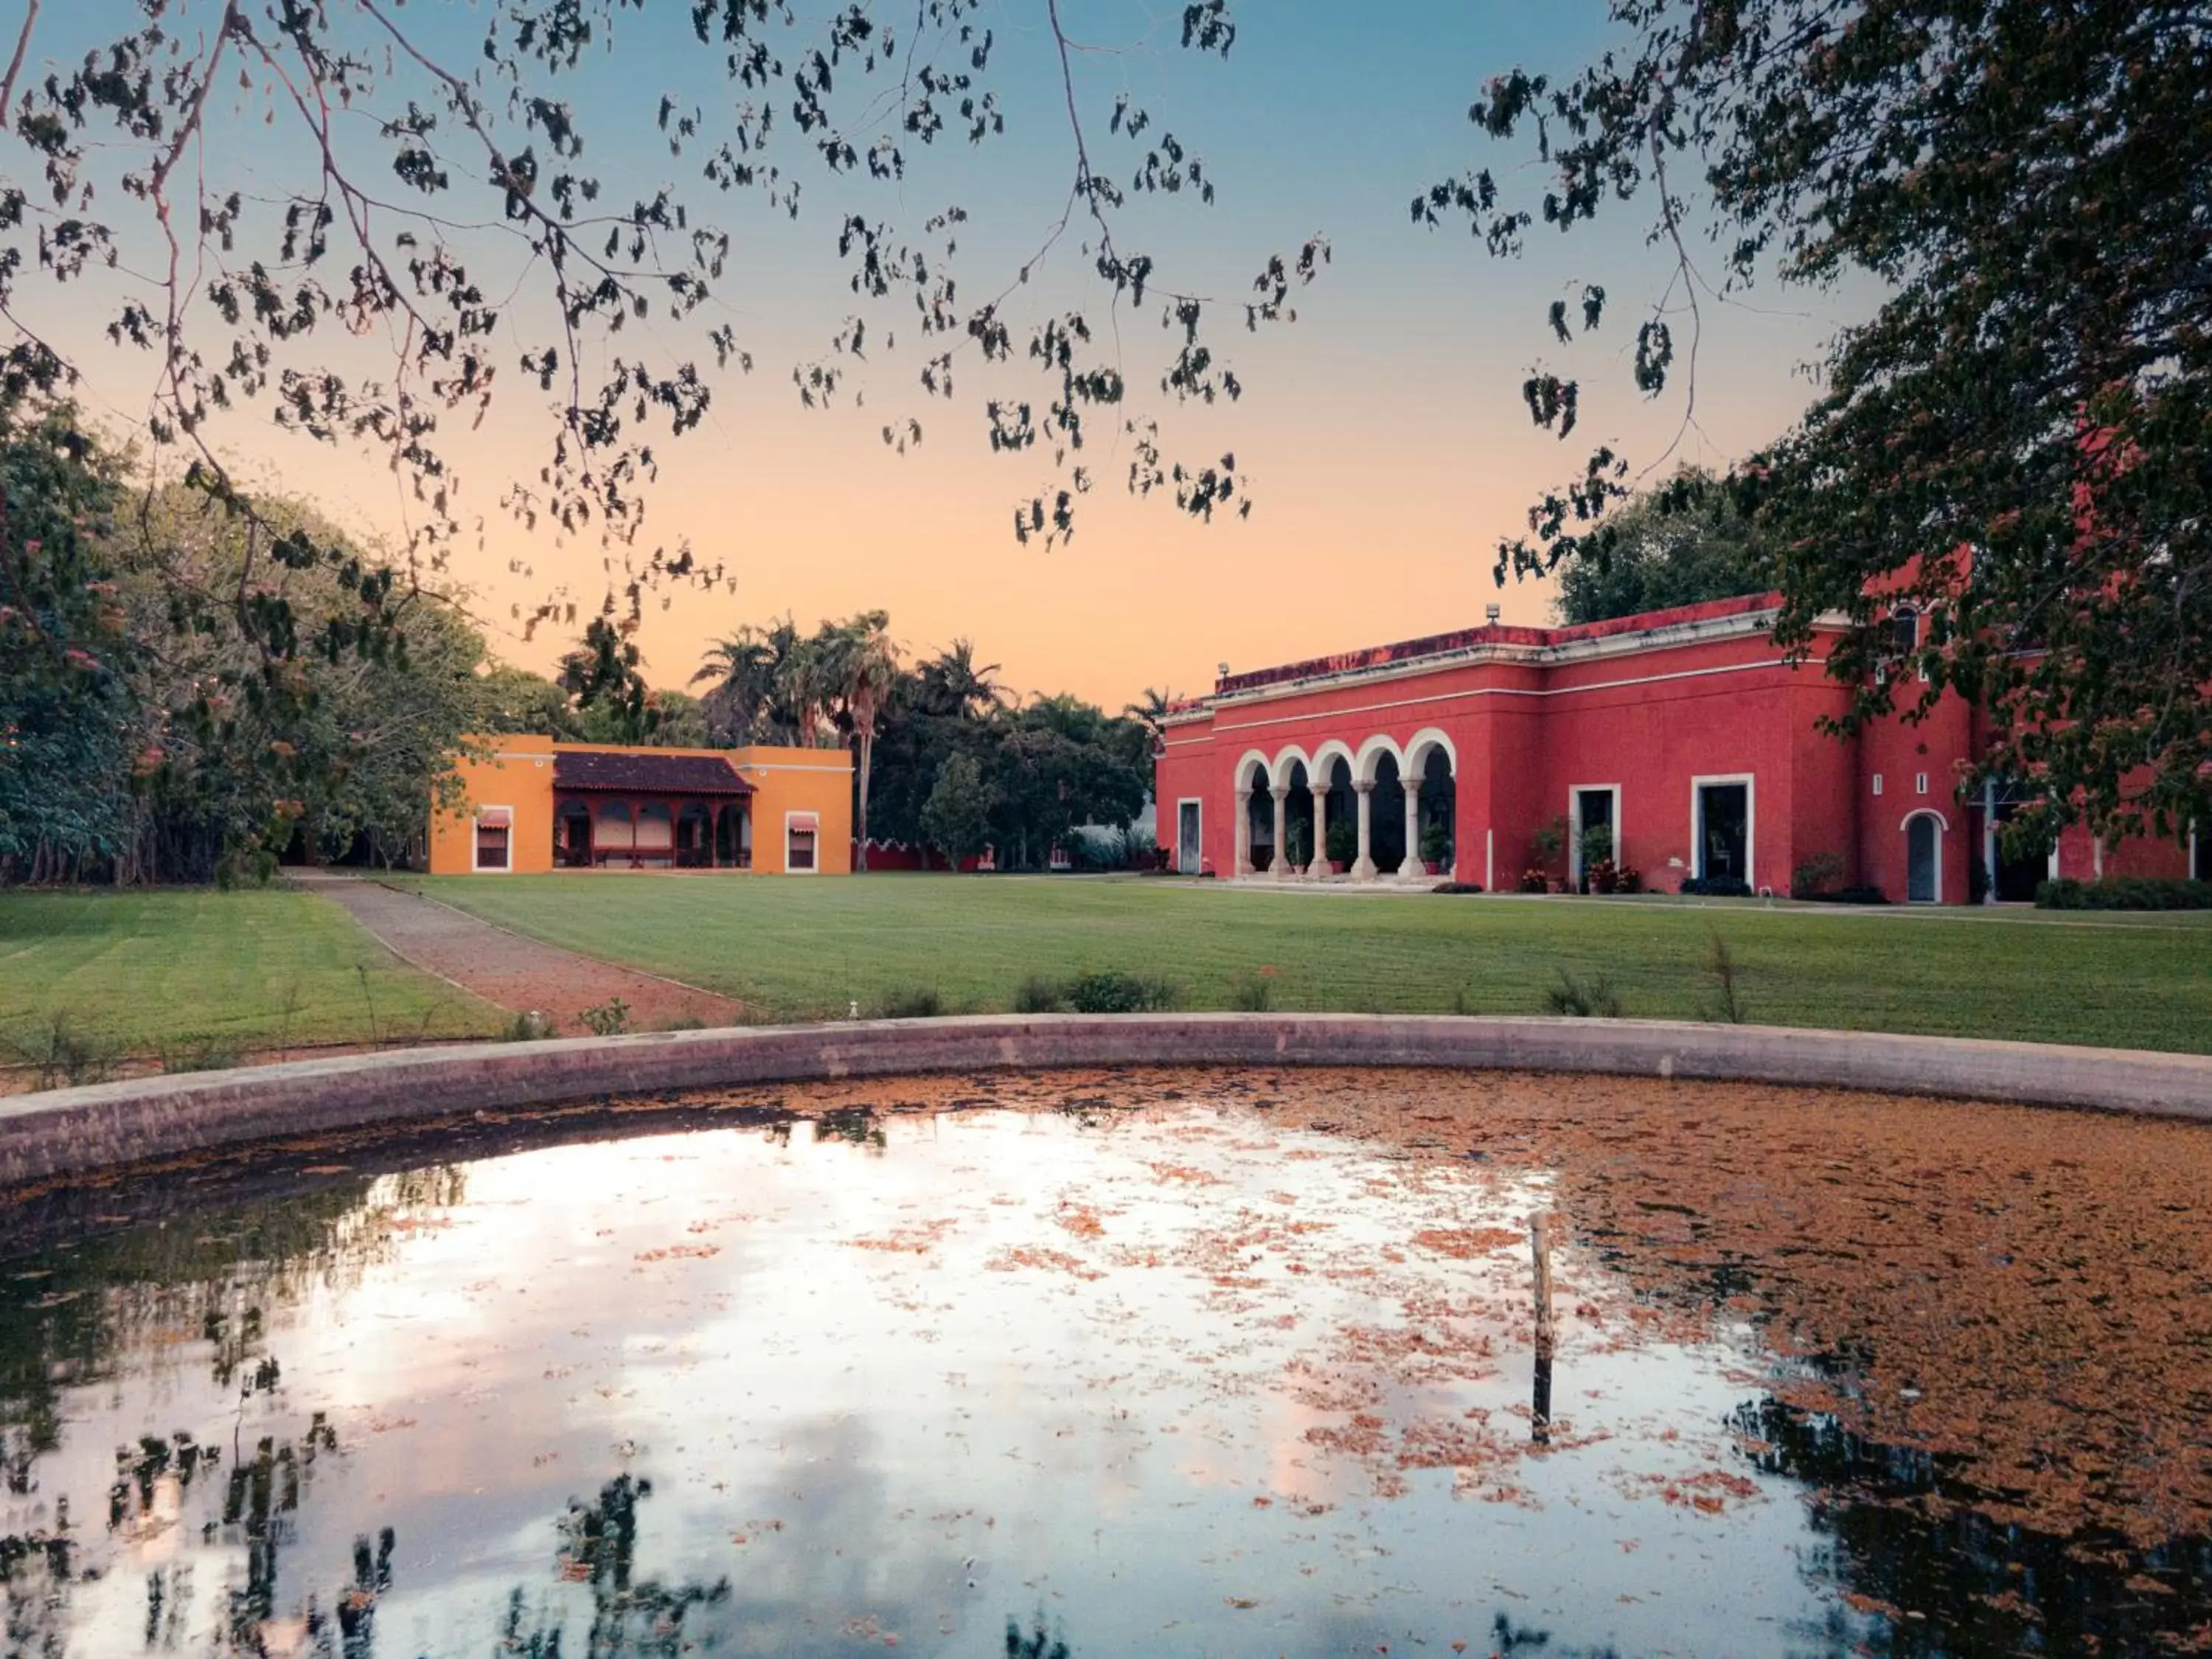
[785,810,820,874]
[473,806,513,872]
[1915,773,1929,796]
[1567,783,1623,883]
[1689,773,1755,886]
[1871,773,1885,797]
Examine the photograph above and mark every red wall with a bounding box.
[1159,601,2151,902]
[1159,604,2198,901]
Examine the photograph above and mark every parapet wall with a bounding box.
[4,1015,2208,1189]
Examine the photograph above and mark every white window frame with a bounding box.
[783,810,821,875]
[1689,773,1756,886]
[472,805,515,873]
[1175,796,1205,876]
[1901,808,1948,905]
[1915,772,1929,796]
[1567,783,1623,883]
[1871,773,1884,797]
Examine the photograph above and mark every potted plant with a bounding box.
[1324,818,1357,873]
[1530,814,1570,888]
[1576,823,1614,893]
[1419,818,1453,876]
[1287,817,1313,873]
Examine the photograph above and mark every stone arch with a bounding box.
[1402,727,1457,775]
[1309,739,1356,784]
[1234,750,1273,792]
[1270,742,1314,779]
[1899,807,1951,834]
[1352,734,1405,787]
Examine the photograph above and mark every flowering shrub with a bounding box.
[1517,867,1551,894]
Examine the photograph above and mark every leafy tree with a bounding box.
[0,403,132,879]
[110,487,492,878]
[983,694,1150,868]
[1427,0,2212,845]
[559,616,661,745]
[0,0,1322,667]
[920,749,995,870]
[479,664,579,739]
[1552,468,1769,625]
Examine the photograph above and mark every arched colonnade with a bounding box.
[1231,729,1456,881]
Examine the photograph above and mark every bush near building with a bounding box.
[2037,878,2212,912]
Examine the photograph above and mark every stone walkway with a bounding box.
[291,872,748,1032]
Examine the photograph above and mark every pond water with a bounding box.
[1,1069,2207,1657]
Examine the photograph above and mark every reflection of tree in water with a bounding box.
[810,1107,886,1151]
[1732,1394,2212,1653]
[1006,1615,1071,1658]
[0,1165,467,1500]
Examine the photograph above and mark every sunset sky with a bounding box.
[29,0,1868,710]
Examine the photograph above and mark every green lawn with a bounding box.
[0,889,501,1071]
[401,874,2212,1054]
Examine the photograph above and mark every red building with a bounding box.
[1155,594,2201,902]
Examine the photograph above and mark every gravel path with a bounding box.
[293,873,748,1032]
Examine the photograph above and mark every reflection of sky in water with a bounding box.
[6,1106,1881,1657]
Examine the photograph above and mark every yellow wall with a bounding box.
[430,735,557,874]
[427,737,852,876]
[733,745,855,874]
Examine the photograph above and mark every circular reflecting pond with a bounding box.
[1,1068,2206,1656]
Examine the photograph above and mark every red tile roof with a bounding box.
[552,751,753,795]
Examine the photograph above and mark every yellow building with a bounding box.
[428,737,854,876]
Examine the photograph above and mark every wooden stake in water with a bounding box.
[1530,1211,1557,1444]
[1530,1211,1557,1362]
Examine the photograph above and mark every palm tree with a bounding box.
[1124,686,1181,742]
[918,637,1008,720]
[814,611,902,869]
[692,616,810,744]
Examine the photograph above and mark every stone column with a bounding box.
[1309,786,1329,879]
[1269,786,1291,877]
[1234,785,1253,877]
[1399,779,1424,879]
[1352,781,1377,880]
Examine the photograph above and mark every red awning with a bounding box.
[787,812,820,831]
[476,807,512,827]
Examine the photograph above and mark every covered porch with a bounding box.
[551,751,754,870]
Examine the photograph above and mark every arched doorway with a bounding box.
[1244,763,1276,876]
[1321,757,1355,874]
[1906,812,1943,904]
[1368,751,1406,875]
[1406,736,1455,877]
[1282,759,1314,873]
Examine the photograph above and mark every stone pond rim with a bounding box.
[3,1015,2209,1189]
